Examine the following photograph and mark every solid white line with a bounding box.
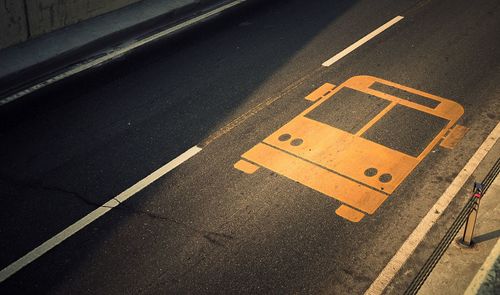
[0,0,247,106]
[364,122,500,295]
[0,146,202,283]
[464,237,500,294]
[322,16,404,67]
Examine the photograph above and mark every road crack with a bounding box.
[0,174,107,208]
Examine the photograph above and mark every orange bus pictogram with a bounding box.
[234,75,466,222]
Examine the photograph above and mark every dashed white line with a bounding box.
[364,122,500,295]
[322,15,404,67]
[0,145,202,283]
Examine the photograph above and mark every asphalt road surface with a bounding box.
[1,0,499,294]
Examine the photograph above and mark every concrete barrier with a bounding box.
[1,0,143,49]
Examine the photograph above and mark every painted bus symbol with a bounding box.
[234,75,466,222]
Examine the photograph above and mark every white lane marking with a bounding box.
[322,16,404,67]
[365,122,500,295]
[0,0,247,107]
[464,237,500,294]
[0,146,202,283]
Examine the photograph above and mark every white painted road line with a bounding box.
[464,237,500,294]
[0,0,247,107]
[0,146,202,283]
[364,122,500,295]
[322,16,404,67]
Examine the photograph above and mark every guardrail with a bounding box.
[404,157,500,295]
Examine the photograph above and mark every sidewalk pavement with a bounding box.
[0,0,240,100]
[418,140,500,294]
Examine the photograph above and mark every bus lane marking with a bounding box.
[234,75,465,222]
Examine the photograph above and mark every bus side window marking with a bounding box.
[305,83,336,102]
[440,125,469,149]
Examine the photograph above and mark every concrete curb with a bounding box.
[0,0,243,102]
[466,239,500,294]
[417,139,500,295]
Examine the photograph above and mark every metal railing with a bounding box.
[404,157,500,295]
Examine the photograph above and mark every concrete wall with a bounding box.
[0,0,142,49]
[0,1,29,49]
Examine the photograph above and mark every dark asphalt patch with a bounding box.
[305,87,390,133]
[362,104,449,157]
